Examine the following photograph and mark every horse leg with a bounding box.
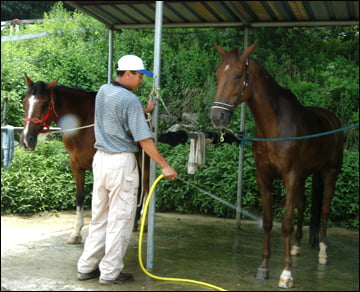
[139,152,150,230]
[133,162,142,231]
[318,170,337,265]
[67,166,86,244]
[255,174,273,281]
[134,166,146,232]
[133,150,150,231]
[134,191,142,231]
[278,176,305,288]
[291,187,305,256]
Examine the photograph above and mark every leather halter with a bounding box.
[24,89,57,133]
[211,58,250,111]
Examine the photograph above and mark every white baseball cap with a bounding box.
[116,55,153,76]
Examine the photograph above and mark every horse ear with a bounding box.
[47,78,59,89]
[25,73,33,87]
[214,42,226,57]
[242,41,258,59]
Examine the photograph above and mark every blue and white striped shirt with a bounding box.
[94,83,153,153]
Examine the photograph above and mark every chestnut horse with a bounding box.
[20,74,150,244]
[210,43,344,288]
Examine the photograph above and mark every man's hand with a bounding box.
[143,93,158,114]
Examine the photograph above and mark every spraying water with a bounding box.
[177,177,262,225]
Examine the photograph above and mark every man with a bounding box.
[77,55,177,285]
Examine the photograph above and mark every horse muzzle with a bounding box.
[21,134,38,151]
[210,107,232,129]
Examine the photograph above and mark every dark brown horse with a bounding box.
[210,43,344,288]
[20,74,150,244]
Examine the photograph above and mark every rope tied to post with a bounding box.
[221,123,359,146]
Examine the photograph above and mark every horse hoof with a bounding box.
[278,277,294,288]
[278,270,294,288]
[255,268,269,280]
[290,245,300,256]
[67,235,82,244]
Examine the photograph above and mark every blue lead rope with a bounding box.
[235,123,359,146]
[1,125,15,170]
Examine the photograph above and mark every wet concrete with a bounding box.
[1,211,359,291]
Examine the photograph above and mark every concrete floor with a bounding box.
[1,211,359,291]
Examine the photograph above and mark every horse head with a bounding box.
[21,74,58,151]
[210,42,257,129]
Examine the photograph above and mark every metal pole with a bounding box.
[236,27,249,229]
[2,92,8,126]
[107,29,114,83]
[146,0,163,270]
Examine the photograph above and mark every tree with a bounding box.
[1,1,73,21]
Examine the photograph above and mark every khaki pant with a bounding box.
[77,150,139,281]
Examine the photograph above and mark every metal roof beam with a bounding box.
[251,20,359,27]
[112,20,358,29]
[113,21,246,29]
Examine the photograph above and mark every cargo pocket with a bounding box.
[115,167,139,220]
[123,171,139,193]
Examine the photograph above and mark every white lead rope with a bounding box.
[50,123,94,134]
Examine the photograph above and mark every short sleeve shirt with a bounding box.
[94,82,153,153]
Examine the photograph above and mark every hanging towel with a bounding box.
[2,125,14,170]
[195,132,205,166]
[187,137,197,174]
[187,132,206,174]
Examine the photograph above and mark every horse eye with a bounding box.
[235,73,242,80]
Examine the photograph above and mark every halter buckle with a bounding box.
[220,129,225,142]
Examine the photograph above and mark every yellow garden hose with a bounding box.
[138,174,227,291]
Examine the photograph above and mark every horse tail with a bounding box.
[309,171,323,248]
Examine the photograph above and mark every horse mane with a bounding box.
[28,81,48,95]
[55,84,97,95]
[52,84,97,111]
[28,81,97,97]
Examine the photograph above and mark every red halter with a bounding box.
[24,89,57,133]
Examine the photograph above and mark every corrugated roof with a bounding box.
[64,1,359,29]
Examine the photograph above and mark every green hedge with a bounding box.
[1,139,93,214]
[2,139,358,229]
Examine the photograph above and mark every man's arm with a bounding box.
[138,138,177,180]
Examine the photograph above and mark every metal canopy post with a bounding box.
[236,27,249,229]
[107,29,113,83]
[146,0,163,270]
